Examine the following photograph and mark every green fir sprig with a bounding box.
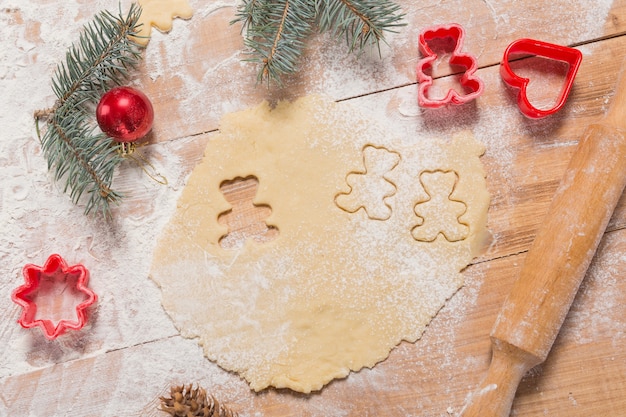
[35,4,144,216]
[233,0,406,85]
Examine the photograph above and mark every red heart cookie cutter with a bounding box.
[500,38,583,119]
[416,23,484,108]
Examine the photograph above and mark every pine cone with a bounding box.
[160,384,238,417]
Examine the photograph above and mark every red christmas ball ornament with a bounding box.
[96,86,154,142]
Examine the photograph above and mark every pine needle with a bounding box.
[317,0,406,53]
[36,4,144,216]
[234,0,316,86]
[232,0,405,85]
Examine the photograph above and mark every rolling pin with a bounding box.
[458,62,626,417]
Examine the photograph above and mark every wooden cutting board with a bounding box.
[1,1,626,416]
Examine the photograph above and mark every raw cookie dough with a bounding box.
[150,95,490,393]
[132,0,193,46]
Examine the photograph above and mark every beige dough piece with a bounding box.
[335,145,400,220]
[412,170,470,242]
[150,95,490,393]
[131,0,193,46]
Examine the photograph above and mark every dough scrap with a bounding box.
[150,95,490,393]
[335,145,400,220]
[132,0,193,46]
[412,170,469,242]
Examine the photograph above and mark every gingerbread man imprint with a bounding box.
[218,176,279,249]
[335,145,401,220]
[412,170,469,242]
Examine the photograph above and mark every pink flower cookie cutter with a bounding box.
[11,254,98,340]
[500,38,583,119]
[416,23,484,107]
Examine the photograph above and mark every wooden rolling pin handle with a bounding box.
[458,339,541,417]
[459,62,626,417]
[492,123,626,360]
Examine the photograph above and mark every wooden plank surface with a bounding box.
[2,1,626,416]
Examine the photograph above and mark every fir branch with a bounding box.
[234,0,316,85]
[317,0,406,53]
[36,4,144,216]
[232,0,405,85]
[232,0,265,28]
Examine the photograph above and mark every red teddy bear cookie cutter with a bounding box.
[416,23,484,108]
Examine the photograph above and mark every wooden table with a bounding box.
[2,1,626,416]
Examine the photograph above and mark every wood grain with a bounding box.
[2,1,626,416]
[138,0,626,141]
[460,65,626,416]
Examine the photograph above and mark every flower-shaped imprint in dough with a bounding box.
[335,145,400,220]
[412,170,469,242]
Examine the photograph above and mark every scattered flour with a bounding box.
[0,0,620,416]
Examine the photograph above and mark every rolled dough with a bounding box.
[150,95,490,393]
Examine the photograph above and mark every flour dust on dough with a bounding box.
[150,95,490,393]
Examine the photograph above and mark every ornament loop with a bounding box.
[118,142,168,186]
